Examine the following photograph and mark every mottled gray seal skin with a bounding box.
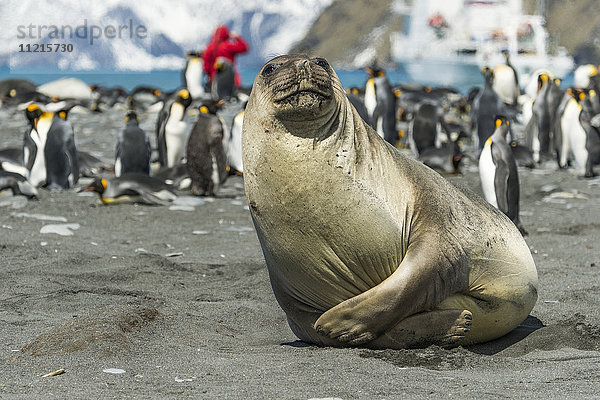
[242,54,538,349]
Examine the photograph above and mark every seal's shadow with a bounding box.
[465,315,544,355]
[281,340,314,348]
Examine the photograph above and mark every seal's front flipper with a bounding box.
[314,237,469,347]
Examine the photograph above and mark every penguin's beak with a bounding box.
[77,185,95,193]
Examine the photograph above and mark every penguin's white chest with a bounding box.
[479,140,498,208]
[28,116,52,187]
[165,103,189,166]
[561,100,587,172]
[227,112,244,172]
[186,59,204,98]
[492,65,518,104]
[364,79,376,119]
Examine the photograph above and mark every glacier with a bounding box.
[1,0,334,71]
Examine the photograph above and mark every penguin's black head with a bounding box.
[537,73,549,91]
[567,88,584,103]
[57,110,68,120]
[25,103,43,125]
[199,99,225,115]
[494,115,510,129]
[177,89,192,108]
[79,177,106,194]
[125,111,139,124]
[481,67,494,83]
[186,51,203,58]
[214,57,232,72]
[365,66,385,78]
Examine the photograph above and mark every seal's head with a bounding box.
[252,55,341,123]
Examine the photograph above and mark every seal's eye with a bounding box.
[313,58,329,69]
[261,63,280,76]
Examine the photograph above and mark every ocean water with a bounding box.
[0,65,472,94]
[0,65,574,95]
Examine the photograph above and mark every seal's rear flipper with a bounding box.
[368,309,472,349]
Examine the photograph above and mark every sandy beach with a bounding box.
[1,107,600,399]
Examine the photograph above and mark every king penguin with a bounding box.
[557,89,586,172]
[79,173,176,205]
[479,116,527,235]
[23,104,79,189]
[227,109,245,175]
[410,100,441,156]
[492,50,520,106]
[364,67,398,145]
[44,107,79,189]
[575,89,600,177]
[0,170,38,199]
[186,100,228,196]
[182,51,206,100]
[23,104,49,187]
[156,89,193,168]
[115,111,151,177]
[526,73,552,162]
[472,67,505,152]
[211,58,236,100]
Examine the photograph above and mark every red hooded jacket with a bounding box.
[202,25,249,87]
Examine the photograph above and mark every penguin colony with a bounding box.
[0,52,247,204]
[1,57,599,236]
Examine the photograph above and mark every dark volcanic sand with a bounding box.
[1,108,599,399]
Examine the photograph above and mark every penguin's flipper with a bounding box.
[23,128,37,171]
[138,189,176,206]
[155,108,170,166]
[67,136,79,186]
[491,144,510,214]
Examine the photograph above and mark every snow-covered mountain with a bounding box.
[0,0,333,71]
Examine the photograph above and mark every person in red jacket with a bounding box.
[202,25,249,88]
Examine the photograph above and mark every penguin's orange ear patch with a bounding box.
[199,106,209,114]
[178,89,190,99]
[579,92,586,101]
[495,118,502,128]
[58,111,67,120]
[27,103,39,111]
[101,178,107,190]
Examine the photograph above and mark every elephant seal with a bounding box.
[242,54,538,349]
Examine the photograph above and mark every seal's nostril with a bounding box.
[296,60,311,81]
